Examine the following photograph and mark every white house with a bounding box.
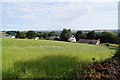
[96,39,100,45]
[11,36,15,38]
[68,36,76,42]
[35,37,39,40]
[78,39,100,45]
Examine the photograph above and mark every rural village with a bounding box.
[1,1,120,80]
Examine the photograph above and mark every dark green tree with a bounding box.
[113,45,120,58]
[86,31,96,39]
[60,28,72,41]
[68,29,72,39]
[99,32,118,43]
[42,32,49,39]
[6,31,17,36]
[36,32,42,37]
[26,31,37,39]
[48,31,56,37]
[75,31,83,41]
[15,31,26,39]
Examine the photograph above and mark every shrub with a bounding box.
[104,43,110,46]
[113,46,120,58]
[15,31,26,39]
[60,28,72,41]
[26,31,37,39]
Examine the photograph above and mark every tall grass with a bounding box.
[2,38,115,78]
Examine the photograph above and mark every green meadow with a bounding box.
[2,38,115,78]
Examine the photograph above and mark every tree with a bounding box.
[75,31,83,41]
[26,31,37,39]
[113,45,120,58]
[60,28,72,41]
[116,30,120,44]
[6,31,17,36]
[15,31,26,39]
[99,32,118,43]
[86,31,96,39]
[42,32,49,39]
[68,29,72,40]
[48,31,56,37]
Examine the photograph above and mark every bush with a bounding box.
[54,38,60,41]
[26,31,37,39]
[104,43,110,46]
[60,28,72,41]
[99,32,118,43]
[15,31,26,39]
[113,46,120,58]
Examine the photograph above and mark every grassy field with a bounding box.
[2,38,115,78]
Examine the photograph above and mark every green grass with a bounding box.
[0,38,2,79]
[2,38,115,78]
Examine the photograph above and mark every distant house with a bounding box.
[11,36,15,38]
[2,35,15,38]
[35,37,39,40]
[78,39,100,45]
[49,36,56,40]
[69,36,76,42]
[49,36,60,40]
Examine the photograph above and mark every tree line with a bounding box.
[14,31,60,40]
[5,28,119,44]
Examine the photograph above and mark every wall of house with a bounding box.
[78,39,98,44]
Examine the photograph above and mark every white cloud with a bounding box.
[2,2,118,30]
[17,15,35,20]
[1,0,119,2]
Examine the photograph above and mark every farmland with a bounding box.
[2,38,115,78]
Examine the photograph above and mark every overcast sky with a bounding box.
[1,1,118,31]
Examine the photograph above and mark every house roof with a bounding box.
[78,39,99,44]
